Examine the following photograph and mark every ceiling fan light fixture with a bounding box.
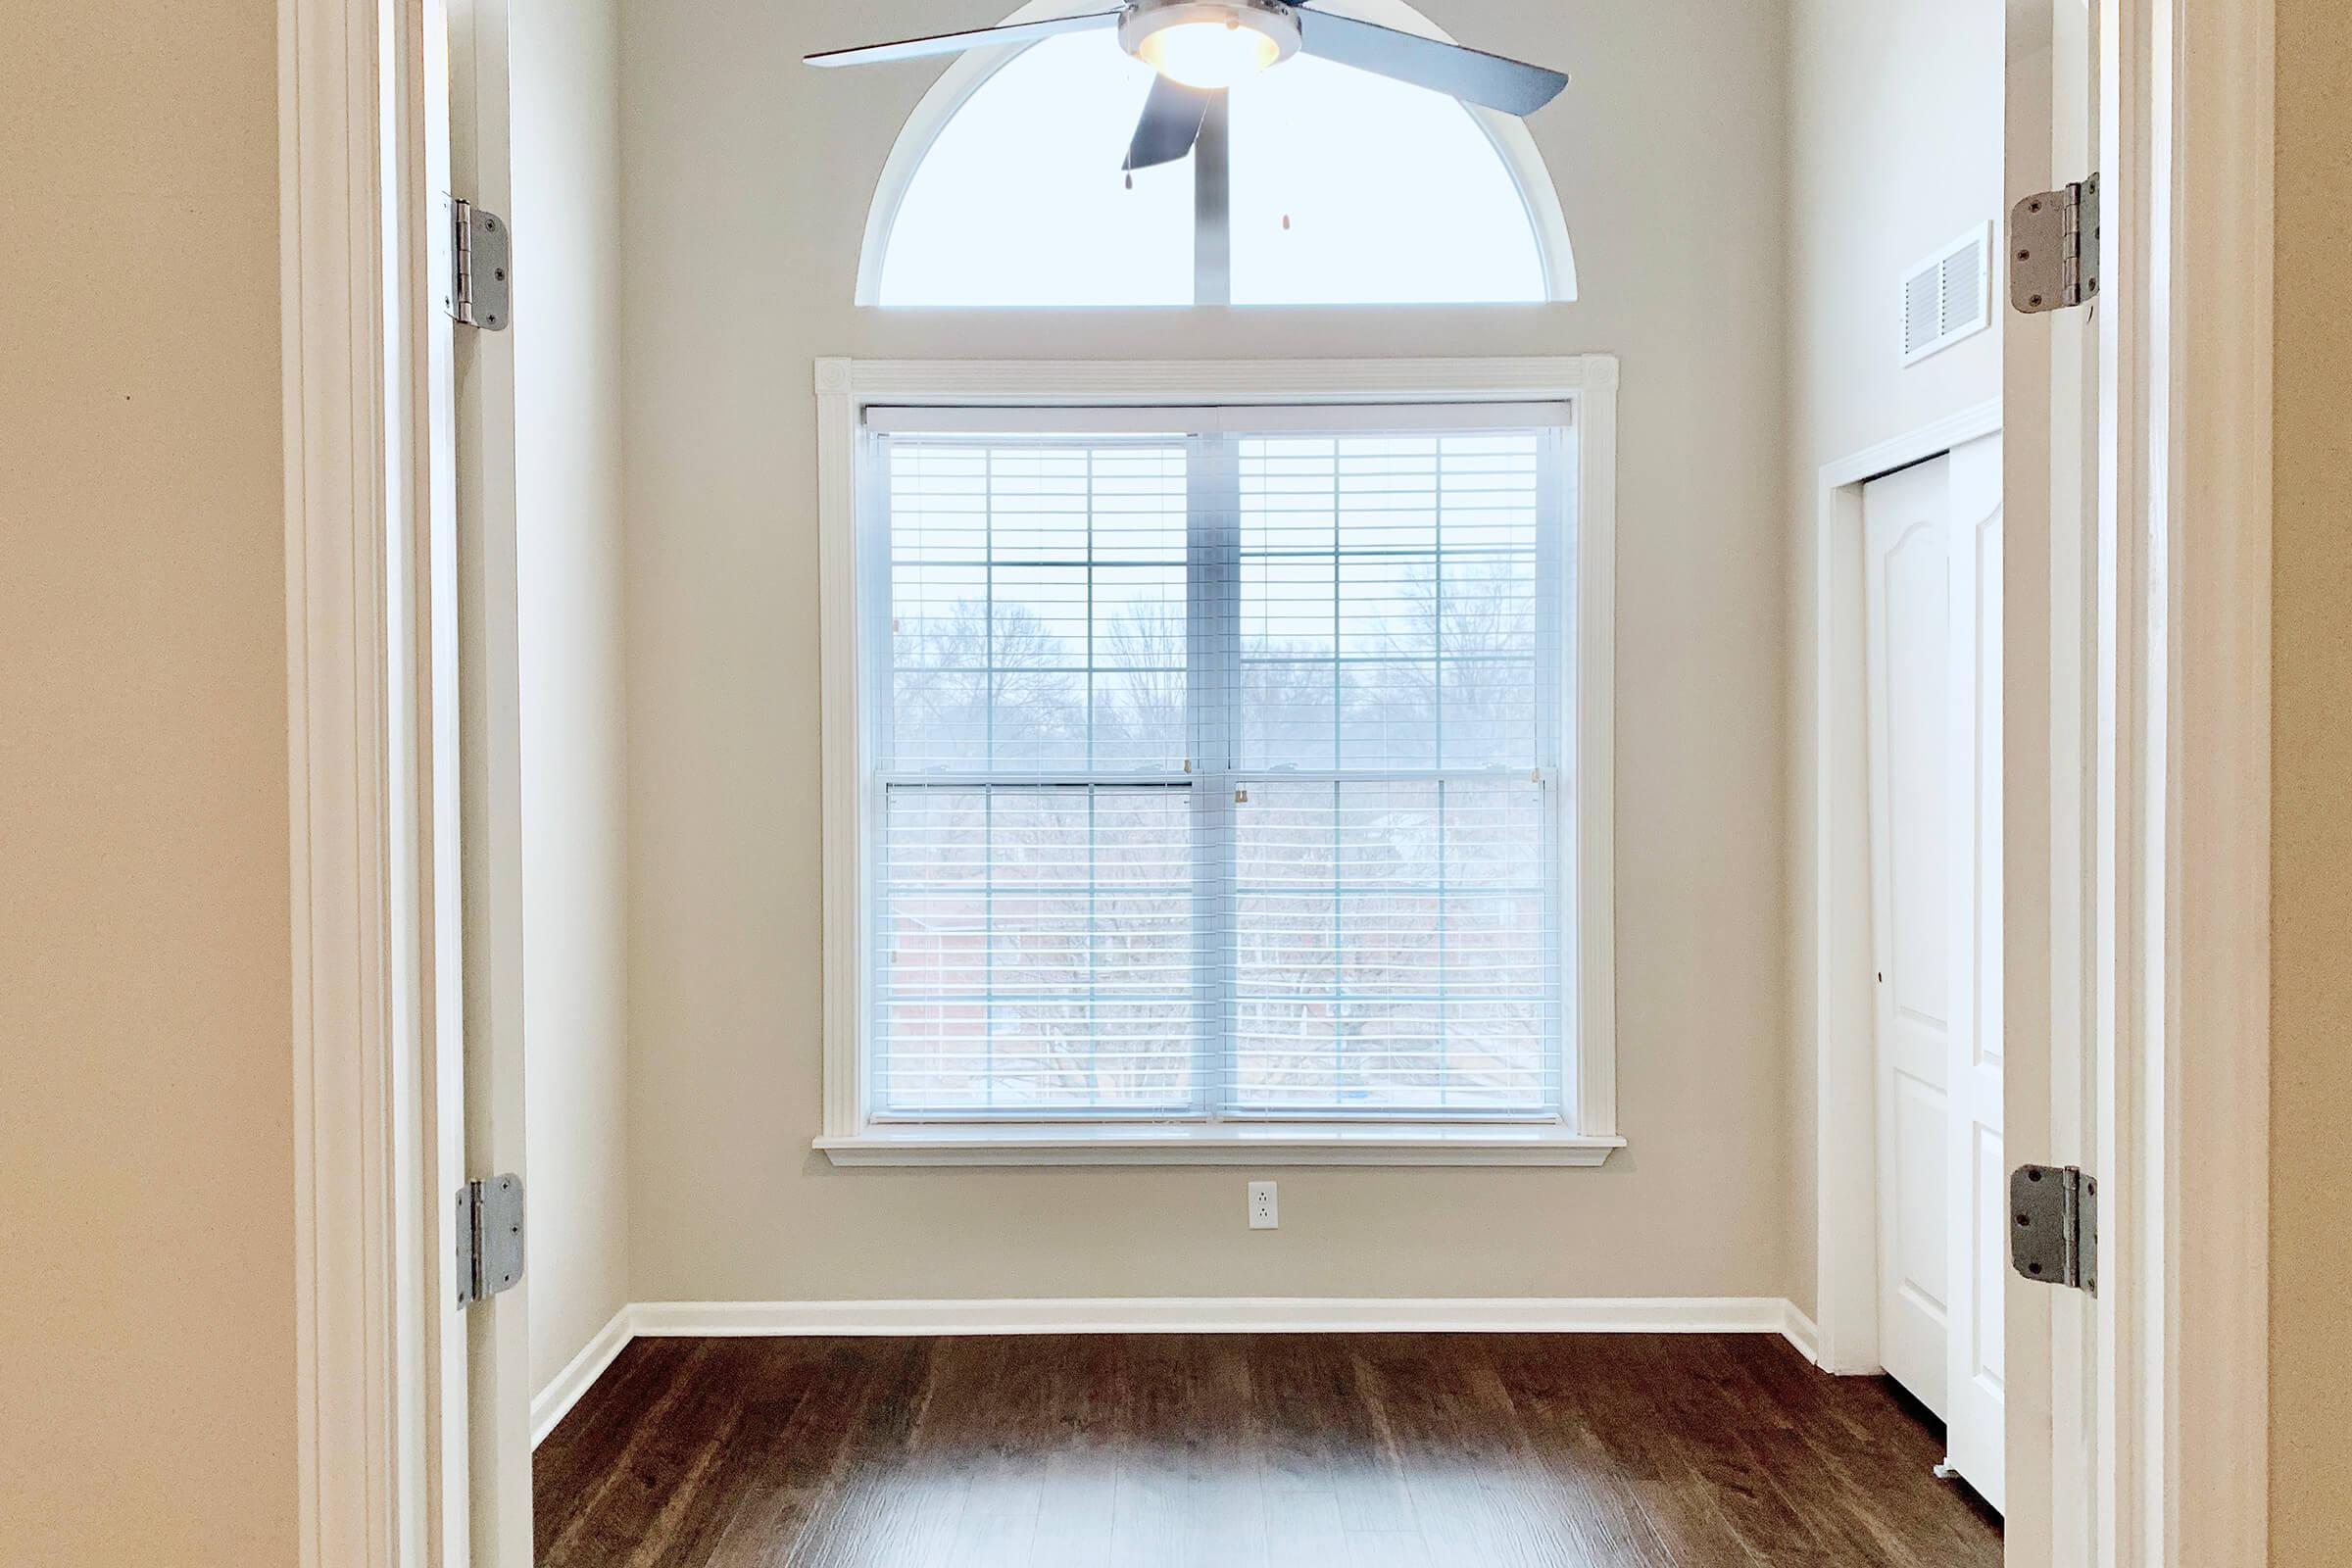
[1120,0,1300,92]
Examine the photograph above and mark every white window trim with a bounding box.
[814,356,1620,1166]
[850,0,1580,308]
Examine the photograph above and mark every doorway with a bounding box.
[267,0,2267,1560]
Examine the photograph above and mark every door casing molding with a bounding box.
[282,0,460,1560]
[280,0,409,1561]
[2107,0,2274,1560]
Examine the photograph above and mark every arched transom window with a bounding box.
[863,0,1577,308]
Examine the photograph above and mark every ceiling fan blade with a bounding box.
[806,10,1119,69]
[1294,10,1567,116]
[1123,77,1215,172]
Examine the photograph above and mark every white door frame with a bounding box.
[1813,400,2005,1387]
[281,0,505,1561]
[2099,0,2273,1560]
[2017,0,2273,1560]
[284,0,2274,1562]
[280,0,439,1562]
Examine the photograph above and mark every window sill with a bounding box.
[813,1123,1626,1168]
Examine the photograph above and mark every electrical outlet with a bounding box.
[1248,1180,1278,1230]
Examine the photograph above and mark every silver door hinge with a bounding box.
[444,195,511,331]
[2010,1163,2097,1294]
[2010,174,2099,314]
[455,1173,525,1308]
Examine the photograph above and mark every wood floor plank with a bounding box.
[1721,1341,2002,1568]
[1105,1334,1269,1568]
[1524,1336,1762,1568]
[1352,1336,1562,1568]
[1263,1488,1348,1559]
[781,1337,958,1568]
[1625,1335,1849,1566]
[1177,1337,1270,1568]
[539,1339,746,1568]
[943,1338,1059,1568]
[535,1331,2005,1568]
[1009,1336,1122,1568]
[1485,1335,1681,1568]
[534,1336,701,1558]
[705,1340,905,1568]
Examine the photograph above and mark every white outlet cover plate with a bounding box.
[1249,1181,1278,1229]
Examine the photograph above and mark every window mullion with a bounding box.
[1215,437,1243,1120]
[1435,447,1448,1111]
[1194,93,1232,307]
[1186,431,1241,1119]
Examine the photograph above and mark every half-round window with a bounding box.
[863,0,1575,308]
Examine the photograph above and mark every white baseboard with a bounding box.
[1780,1300,1822,1366]
[538,1297,1824,1442]
[629,1295,1799,1339]
[531,1305,634,1449]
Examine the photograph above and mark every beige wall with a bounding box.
[0,2,299,1563]
[514,0,635,1396]
[1781,0,2007,1315]
[2270,0,2352,1558]
[618,0,1792,1303]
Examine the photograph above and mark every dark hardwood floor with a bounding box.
[535,1333,2001,1567]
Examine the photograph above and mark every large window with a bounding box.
[866,2,1571,307]
[815,361,1619,1165]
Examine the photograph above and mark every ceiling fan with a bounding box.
[806,0,1569,174]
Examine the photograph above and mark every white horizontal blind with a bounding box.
[868,406,1572,1122]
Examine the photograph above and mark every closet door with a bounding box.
[1863,455,1956,1419]
[1941,433,2006,1508]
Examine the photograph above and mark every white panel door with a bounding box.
[1942,433,2005,1509]
[1863,455,1956,1419]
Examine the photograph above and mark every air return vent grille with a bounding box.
[1901,223,1993,367]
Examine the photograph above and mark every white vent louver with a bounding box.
[1901,223,1993,367]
